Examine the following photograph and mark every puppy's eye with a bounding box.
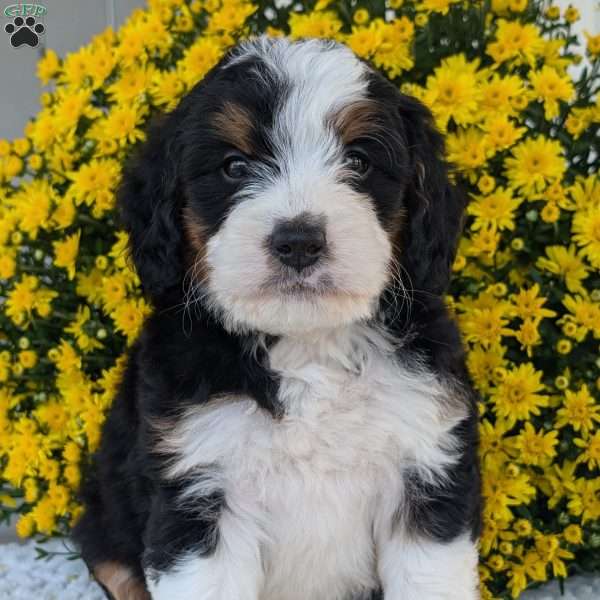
[344,150,370,177]
[222,155,250,181]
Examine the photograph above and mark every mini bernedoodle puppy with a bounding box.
[73,37,482,600]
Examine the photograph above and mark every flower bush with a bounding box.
[0,0,598,597]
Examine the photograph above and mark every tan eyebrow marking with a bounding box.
[212,101,254,155]
[330,99,382,145]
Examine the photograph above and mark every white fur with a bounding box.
[204,38,392,335]
[152,324,472,600]
[377,533,480,600]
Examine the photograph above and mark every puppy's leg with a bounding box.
[144,495,264,600]
[93,562,151,600]
[377,532,479,600]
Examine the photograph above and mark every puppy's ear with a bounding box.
[397,95,465,296]
[118,111,183,302]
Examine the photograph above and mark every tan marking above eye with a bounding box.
[330,99,382,145]
[212,101,254,156]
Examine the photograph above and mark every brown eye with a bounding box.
[344,150,370,177]
[223,155,250,181]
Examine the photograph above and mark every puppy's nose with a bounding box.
[270,220,327,272]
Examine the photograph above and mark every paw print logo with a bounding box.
[5,16,45,48]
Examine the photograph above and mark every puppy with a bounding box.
[73,37,481,600]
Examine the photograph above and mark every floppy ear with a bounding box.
[118,111,184,302]
[397,95,465,296]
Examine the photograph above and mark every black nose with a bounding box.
[270,219,327,272]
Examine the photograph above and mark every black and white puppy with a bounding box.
[73,37,481,600]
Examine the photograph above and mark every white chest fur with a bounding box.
[160,325,466,600]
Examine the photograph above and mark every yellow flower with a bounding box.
[536,245,588,294]
[288,11,342,40]
[18,350,37,369]
[508,0,527,12]
[424,55,481,129]
[446,127,489,175]
[5,276,39,326]
[564,5,580,24]
[556,339,572,354]
[574,431,600,470]
[37,49,61,85]
[416,0,460,14]
[30,498,57,535]
[565,175,600,212]
[585,31,600,57]
[556,385,600,436]
[505,136,566,196]
[468,187,522,231]
[53,230,81,280]
[535,533,574,578]
[510,284,556,321]
[107,66,154,105]
[513,519,532,537]
[540,202,560,223]
[563,525,583,545]
[562,294,600,339]
[150,70,186,110]
[346,23,382,58]
[480,74,523,116]
[479,417,512,460]
[514,318,542,357]
[68,159,120,213]
[93,104,147,148]
[16,514,35,538]
[178,37,224,88]
[467,344,507,393]
[529,66,574,120]
[512,422,558,466]
[483,116,525,152]
[460,306,513,348]
[487,20,544,66]
[572,206,600,269]
[353,9,369,25]
[492,363,548,426]
[49,340,81,374]
[0,250,16,279]
[111,299,151,342]
[568,478,600,523]
[8,180,56,240]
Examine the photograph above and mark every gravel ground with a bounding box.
[0,539,599,599]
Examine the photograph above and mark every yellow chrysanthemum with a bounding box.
[572,207,600,269]
[468,187,523,231]
[53,230,81,280]
[424,55,481,129]
[504,136,566,195]
[537,245,588,294]
[491,363,548,425]
[556,386,600,436]
[529,66,574,120]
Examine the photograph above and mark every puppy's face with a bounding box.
[121,38,461,335]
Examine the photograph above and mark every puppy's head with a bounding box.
[120,37,463,335]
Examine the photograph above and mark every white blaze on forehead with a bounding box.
[232,37,369,168]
